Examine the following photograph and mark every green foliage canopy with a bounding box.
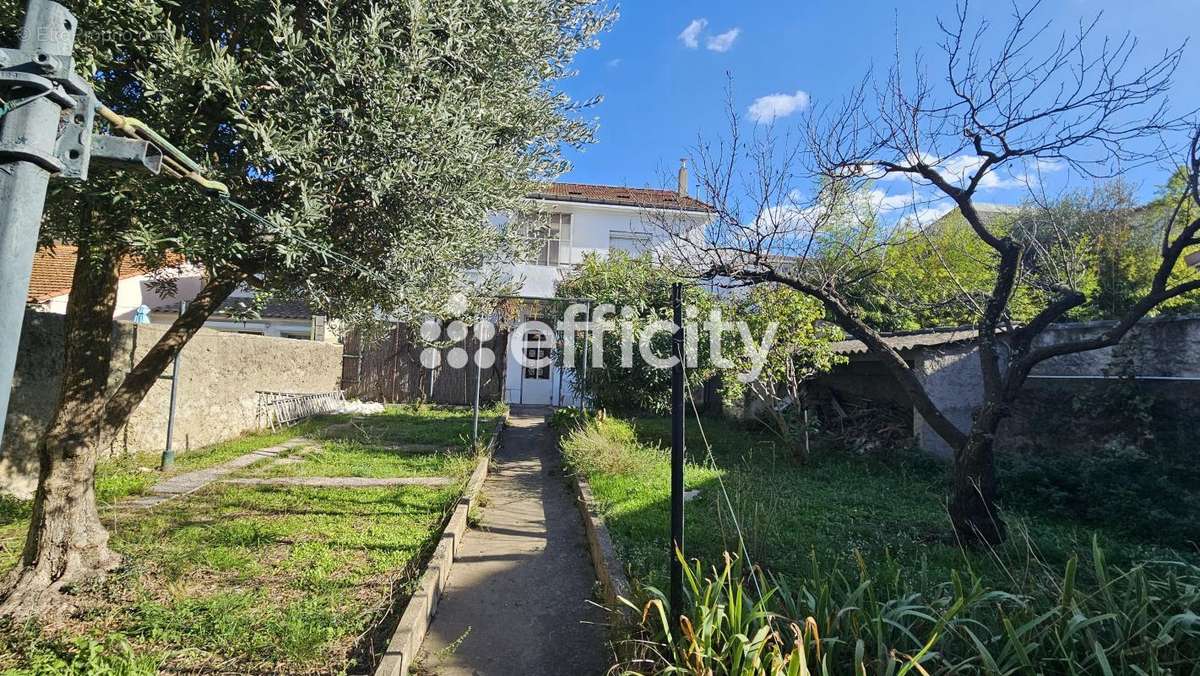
[2,0,616,321]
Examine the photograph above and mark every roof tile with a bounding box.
[27,245,167,303]
[529,182,713,212]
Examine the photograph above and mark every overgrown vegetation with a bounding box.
[561,415,1199,674]
[0,406,498,673]
[628,546,1200,675]
[555,252,724,414]
[996,362,1200,548]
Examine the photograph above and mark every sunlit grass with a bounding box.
[0,405,505,674]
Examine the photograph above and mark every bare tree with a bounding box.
[652,2,1199,544]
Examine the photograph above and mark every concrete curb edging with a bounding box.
[556,426,634,620]
[572,471,634,615]
[374,417,506,676]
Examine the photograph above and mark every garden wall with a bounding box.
[819,315,1200,458]
[1,310,343,498]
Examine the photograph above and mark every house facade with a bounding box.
[493,174,713,406]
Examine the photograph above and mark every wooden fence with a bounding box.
[341,323,507,405]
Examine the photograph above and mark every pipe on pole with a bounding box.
[669,282,685,619]
[0,0,78,451]
[160,300,186,470]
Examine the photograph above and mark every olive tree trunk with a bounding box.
[0,245,243,619]
[0,238,124,619]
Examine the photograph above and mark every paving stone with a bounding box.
[126,437,316,509]
[221,476,454,488]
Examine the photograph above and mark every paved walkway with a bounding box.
[416,408,608,675]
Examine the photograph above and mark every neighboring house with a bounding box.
[25,245,333,341]
[150,298,334,341]
[493,171,714,406]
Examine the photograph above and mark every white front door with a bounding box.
[518,328,554,405]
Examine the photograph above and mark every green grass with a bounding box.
[93,416,345,505]
[0,418,342,571]
[566,417,1200,674]
[241,439,480,480]
[0,482,459,673]
[0,405,504,674]
[563,416,1192,593]
[321,403,504,447]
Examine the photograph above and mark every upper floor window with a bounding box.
[609,231,651,255]
[515,212,572,266]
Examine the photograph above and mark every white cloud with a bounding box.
[747,90,810,123]
[606,58,622,68]
[865,189,920,212]
[901,204,956,228]
[706,28,741,53]
[678,18,707,49]
[865,153,1066,192]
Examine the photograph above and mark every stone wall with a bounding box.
[2,311,343,498]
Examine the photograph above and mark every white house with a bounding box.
[25,245,333,341]
[494,169,713,406]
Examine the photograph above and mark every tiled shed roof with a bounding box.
[27,245,166,303]
[829,327,987,355]
[529,182,713,212]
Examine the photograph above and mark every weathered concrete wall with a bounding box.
[913,344,983,459]
[1,311,342,498]
[819,315,1200,457]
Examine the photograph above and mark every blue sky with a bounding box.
[558,1,1200,213]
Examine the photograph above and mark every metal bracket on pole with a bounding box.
[90,135,163,174]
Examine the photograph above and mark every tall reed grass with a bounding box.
[620,541,1200,675]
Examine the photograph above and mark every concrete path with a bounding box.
[415,408,608,676]
[124,438,315,509]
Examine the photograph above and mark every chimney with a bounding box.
[677,158,689,197]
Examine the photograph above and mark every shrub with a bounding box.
[998,439,1200,548]
[555,252,723,414]
[546,407,595,431]
[561,417,655,477]
[622,541,1200,675]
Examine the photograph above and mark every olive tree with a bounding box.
[0,0,614,618]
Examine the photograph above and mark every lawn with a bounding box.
[562,414,1193,592]
[561,415,1200,672]
[0,404,504,674]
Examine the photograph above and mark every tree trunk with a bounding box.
[0,238,124,619]
[102,274,241,439]
[948,406,1006,545]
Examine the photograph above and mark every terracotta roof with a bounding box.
[153,298,313,320]
[27,245,165,303]
[529,182,713,213]
[829,326,991,355]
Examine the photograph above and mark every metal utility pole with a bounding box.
[0,0,163,451]
[669,282,685,618]
[160,301,186,470]
[0,0,79,449]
